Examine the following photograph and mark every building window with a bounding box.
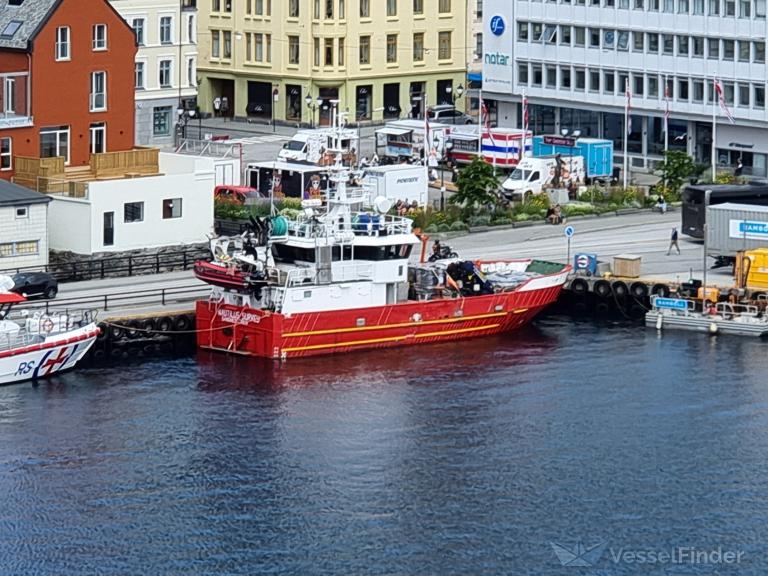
[414,0,424,13]
[90,71,106,111]
[755,85,765,108]
[39,126,70,164]
[518,22,529,42]
[589,69,600,92]
[159,60,172,88]
[439,0,451,12]
[163,198,183,219]
[708,37,720,58]
[124,202,144,223]
[648,32,659,52]
[160,16,173,45]
[693,79,704,101]
[0,137,10,171]
[103,212,114,247]
[266,34,272,62]
[693,36,704,56]
[255,33,263,61]
[325,0,333,18]
[633,74,644,95]
[633,31,644,51]
[3,78,15,114]
[188,15,195,43]
[648,75,659,97]
[387,0,397,16]
[546,65,557,88]
[574,26,585,46]
[475,33,482,57]
[604,71,615,93]
[757,0,767,16]
[223,31,232,58]
[153,106,171,136]
[560,67,571,89]
[324,38,333,66]
[0,241,38,257]
[589,28,600,47]
[15,207,27,219]
[755,41,766,62]
[132,18,145,46]
[360,35,371,64]
[135,61,145,89]
[710,0,721,13]
[739,40,750,61]
[738,83,750,106]
[678,35,689,55]
[360,0,370,17]
[725,0,736,13]
[288,36,299,64]
[561,26,572,45]
[212,30,220,58]
[413,32,424,61]
[518,63,529,84]
[90,122,106,154]
[532,64,542,86]
[387,34,397,63]
[662,34,674,54]
[314,0,320,18]
[290,0,300,17]
[356,85,372,120]
[678,78,689,100]
[438,32,451,59]
[575,68,586,90]
[339,0,345,18]
[92,24,107,51]
[338,37,345,66]
[723,39,735,59]
[314,37,320,66]
[187,58,195,87]
[55,26,70,60]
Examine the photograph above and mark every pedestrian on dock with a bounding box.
[667,227,681,255]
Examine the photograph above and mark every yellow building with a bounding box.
[197,0,468,126]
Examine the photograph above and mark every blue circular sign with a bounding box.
[489,15,506,37]
[564,225,575,238]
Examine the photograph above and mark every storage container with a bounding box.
[613,254,641,278]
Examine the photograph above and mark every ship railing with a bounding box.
[716,302,759,319]
[326,187,367,204]
[351,213,413,237]
[284,267,317,288]
[0,330,43,352]
[334,261,374,281]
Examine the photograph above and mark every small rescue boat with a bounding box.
[646,296,768,337]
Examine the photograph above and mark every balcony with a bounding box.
[12,148,160,197]
[0,72,32,130]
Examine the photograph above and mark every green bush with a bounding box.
[491,217,513,225]
[214,198,249,220]
[424,224,439,233]
[449,220,469,231]
[468,214,492,227]
[526,194,551,211]
[438,223,451,232]
[515,213,533,222]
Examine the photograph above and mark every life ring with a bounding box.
[40,316,54,333]
[570,278,589,295]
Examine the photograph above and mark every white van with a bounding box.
[278,129,358,163]
[501,156,584,201]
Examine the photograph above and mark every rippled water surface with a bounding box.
[1,316,768,574]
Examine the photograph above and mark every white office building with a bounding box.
[110,0,198,147]
[482,0,768,177]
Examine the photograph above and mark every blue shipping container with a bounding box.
[532,136,613,178]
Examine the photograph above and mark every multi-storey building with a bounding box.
[0,0,137,182]
[197,0,467,126]
[483,0,768,176]
[110,0,198,146]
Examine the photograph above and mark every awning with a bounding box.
[377,127,412,136]
[448,133,478,141]
[467,72,482,83]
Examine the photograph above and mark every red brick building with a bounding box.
[0,0,137,181]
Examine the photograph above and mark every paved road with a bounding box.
[448,210,736,286]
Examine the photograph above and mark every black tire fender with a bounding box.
[174,314,192,332]
[630,282,649,299]
[141,318,156,333]
[570,278,589,295]
[651,283,670,298]
[126,320,142,339]
[96,323,109,341]
[156,316,173,332]
[109,325,124,341]
[594,280,612,298]
[612,281,628,298]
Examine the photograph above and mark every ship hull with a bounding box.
[196,282,564,359]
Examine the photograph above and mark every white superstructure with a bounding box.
[483,0,768,176]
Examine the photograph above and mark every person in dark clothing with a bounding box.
[667,227,680,255]
[735,157,743,177]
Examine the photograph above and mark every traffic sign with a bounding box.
[564,225,575,238]
[576,254,589,269]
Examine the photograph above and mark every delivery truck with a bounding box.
[375,120,451,163]
[706,203,768,267]
[501,156,585,201]
[361,165,428,207]
[278,128,358,163]
[532,136,613,180]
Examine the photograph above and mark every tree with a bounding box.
[451,158,500,212]
[656,150,698,196]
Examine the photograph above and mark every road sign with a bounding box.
[564,225,575,238]
[544,135,576,147]
[576,254,590,268]
[653,297,688,310]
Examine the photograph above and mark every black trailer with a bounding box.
[681,183,768,238]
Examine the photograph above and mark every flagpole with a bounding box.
[664,75,669,191]
[477,89,483,158]
[623,79,629,190]
[522,90,528,162]
[711,77,717,182]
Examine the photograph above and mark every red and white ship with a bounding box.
[0,290,99,384]
[196,170,568,359]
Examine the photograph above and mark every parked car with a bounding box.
[427,105,475,125]
[10,272,58,299]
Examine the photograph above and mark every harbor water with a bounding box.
[1,316,767,574]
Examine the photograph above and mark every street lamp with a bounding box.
[305,95,323,129]
[175,107,196,145]
[446,83,465,124]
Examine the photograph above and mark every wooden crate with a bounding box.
[613,254,642,278]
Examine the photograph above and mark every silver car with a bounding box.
[427,105,475,125]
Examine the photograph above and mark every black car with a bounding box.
[11,272,58,299]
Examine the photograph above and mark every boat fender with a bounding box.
[411,313,422,323]
[156,317,173,332]
[126,320,142,339]
[96,323,109,341]
[596,302,611,315]
[109,325,124,341]
[110,347,123,359]
[141,318,156,333]
[594,280,612,298]
[656,315,663,330]
[174,314,192,332]
[629,304,646,318]
[612,281,628,298]
[92,348,106,360]
[570,278,588,295]
[709,322,718,334]
[651,284,670,298]
[630,282,649,300]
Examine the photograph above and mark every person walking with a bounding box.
[735,157,743,177]
[667,227,680,255]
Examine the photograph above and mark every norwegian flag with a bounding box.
[625,79,632,135]
[714,78,735,124]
